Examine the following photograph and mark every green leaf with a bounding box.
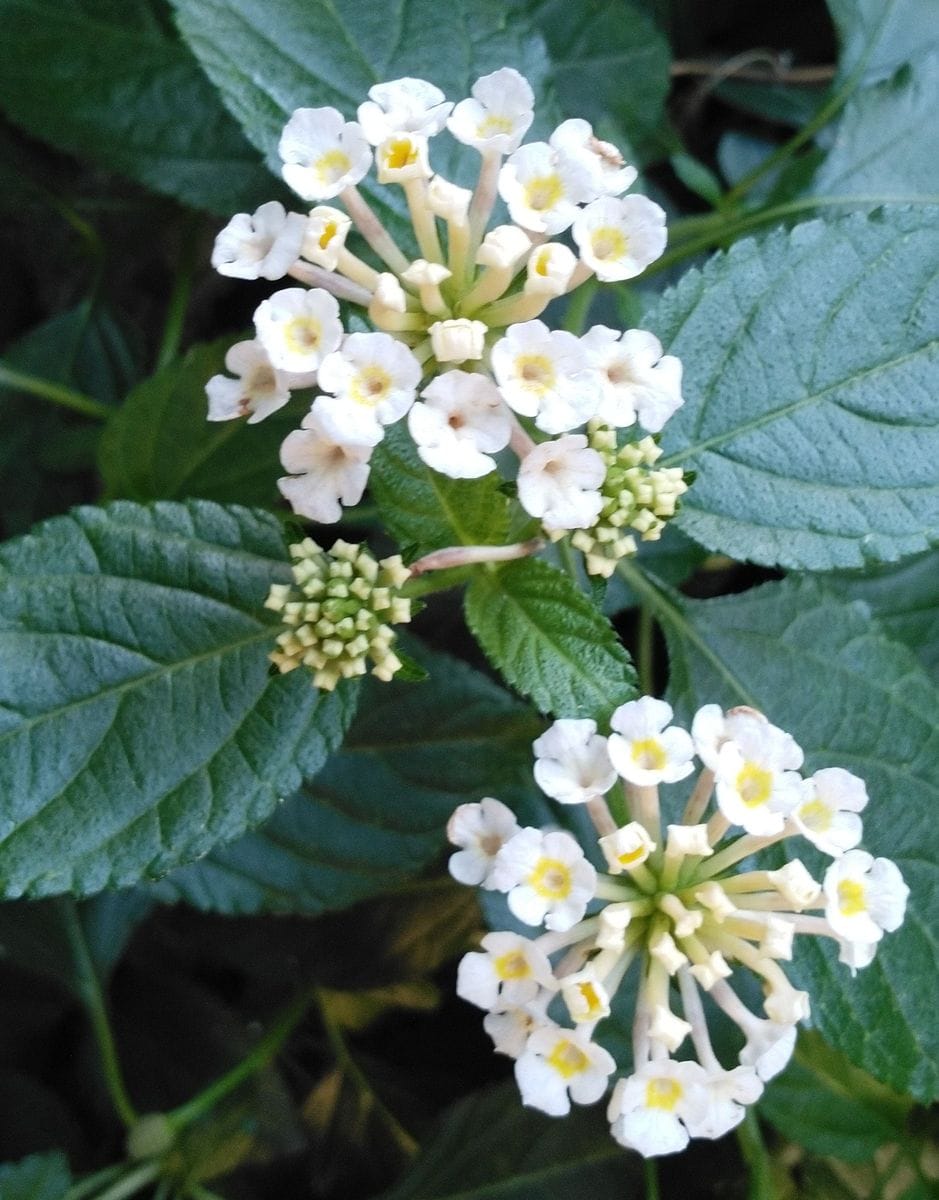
[0,1154,70,1200]
[378,1082,637,1200]
[0,0,277,214]
[715,80,826,129]
[827,0,939,81]
[170,0,552,234]
[465,558,637,721]
[602,528,706,616]
[151,642,541,915]
[650,209,939,570]
[823,551,939,679]
[370,421,509,554]
[650,570,939,1100]
[760,1033,907,1162]
[810,57,939,200]
[0,500,356,898]
[98,337,309,508]
[526,0,671,164]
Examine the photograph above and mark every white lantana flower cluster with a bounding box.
[207,69,688,572]
[447,699,909,1157]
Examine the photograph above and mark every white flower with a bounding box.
[254,287,343,373]
[561,970,611,1023]
[794,767,867,857]
[572,195,667,281]
[376,132,431,184]
[608,1061,710,1157]
[515,1023,615,1116]
[581,326,684,432]
[532,718,617,805]
[713,716,804,836]
[549,118,637,198]
[426,175,472,222]
[525,243,578,297]
[484,1005,544,1058]
[314,332,422,445]
[739,1020,797,1081]
[279,107,372,200]
[457,932,555,1011]
[492,827,597,931]
[302,206,352,270]
[211,201,307,281]
[498,141,593,235]
[491,321,602,434]
[357,77,452,145]
[205,339,314,424]
[408,371,511,479]
[277,410,372,523]
[837,936,878,974]
[607,697,695,787]
[599,822,656,875]
[446,797,521,889]
[823,850,909,945]
[690,1067,763,1140]
[476,224,533,270]
[516,435,605,531]
[429,318,487,364]
[447,67,534,154]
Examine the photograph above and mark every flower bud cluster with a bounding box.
[206,68,689,571]
[265,538,411,690]
[561,423,689,577]
[447,698,909,1157]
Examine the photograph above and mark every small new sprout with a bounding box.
[516,435,605,531]
[254,287,343,373]
[408,370,511,479]
[794,767,868,856]
[206,339,314,424]
[279,107,372,199]
[608,696,695,786]
[447,797,521,888]
[357,77,452,145]
[447,67,535,154]
[532,718,617,805]
[572,194,667,281]
[277,409,373,523]
[212,201,307,280]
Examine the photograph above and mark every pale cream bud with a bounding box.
[665,823,714,858]
[429,318,487,363]
[649,930,688,975]
[524,243,578,296]
[476,224,532,269]
[768,860,821,910]
[649,1005,692,1052]
[427,176,472,222]
[599,822,655,874]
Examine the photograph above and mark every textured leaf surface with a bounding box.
[651,209,939,569]
[99,338,308,508]
[171,0,552,233]
[0,1154,69,1200]
[0,501,355,898]
[526,0,670,162]
[465,558,637,721]
[370,422,509,554]
[378,1083,636,1200]
[0,0,277,213]
[655,572,939,1100]
[152,644,541,915]
[827,0,939,81]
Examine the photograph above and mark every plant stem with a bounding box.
[637,605,655,695]
[166,989,313,1130]
[643,1157,660,1200]
[63,1165,127,1200]
[0,362,111,420]
[156,214,202,371]
[58,899,138,1128]
[83,1163,160,1200]
[562,276,598,333]
[736,1108,775,1200]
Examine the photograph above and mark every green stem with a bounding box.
[557,537,582,587]
[637,605,655,695]
[643,1157,660,1200]
[736,1108,775,1200]
[84,1163,160,1200]
[156,214,202,371]
[166,990,313,1130]
[0,362,111,420]
[562,276,598,333]
[63,1165,127,1200]
[58,899,138,1129]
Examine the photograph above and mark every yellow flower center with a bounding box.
[515,354,556,392]
[283,316,322,355]
[591,225,628,261]
[618,844,647,867]
[631,737,667,772]
[574,981,604,1018]
[314,149,352,185]
[350,365,393,407]
[799,798,833,833]
[529,857,572,900]
[524,174,564,213]
[494,950,531,981]
[533,248,551,276]
[385,138,419,170]
[319,220,340,250]
[477,114,514,138]
[547,1039,589,1078]
[645,1077,683,1112]
[737,762,773,807]
[837,879,867,917]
